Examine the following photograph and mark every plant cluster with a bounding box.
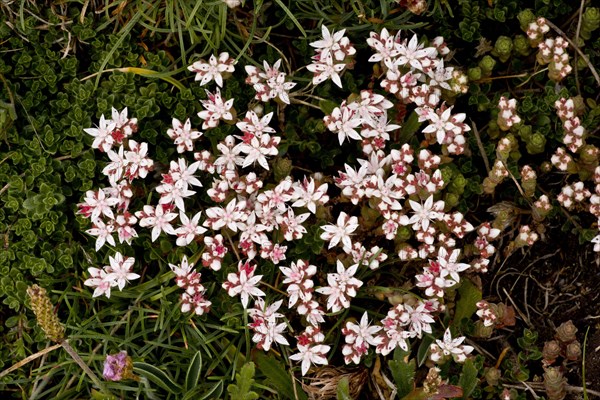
[1,0,599,399]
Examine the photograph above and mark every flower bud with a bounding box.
[493,36,513,63]
[579,144,599,164]
[540,161,553,173]
[542,340,561,364]
[449,174,466,194]
[517,124,532,141]
[566,341,581,361]
[518,9,536,31]
[423,367,442,396]
[396,226,413,241]
[440,166,454,183]
[361,204,380,229]
[525,132,546,154]
[580,7,600,41]
[487,119,500,139]
[444,192,459,208]
[521,166,537,198]
[543,367,566,400]
[468,67,482,81]
[492,209,513,231]
[27,284,65,343]
[273,157,292,182]
[513,35,531,57]
[479,56,496,77]
[572,96,586,116]
[496,135,517,161]
[533,194,552,221]
[555,320,577,343]
[473,320,494,338]
[484,367,502,386]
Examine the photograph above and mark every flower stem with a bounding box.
[61,340,111,395]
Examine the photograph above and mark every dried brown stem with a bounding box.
[0,343,61,379]
[471,121,490,174]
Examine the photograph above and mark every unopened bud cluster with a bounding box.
[27,285,65,343]
[555,98,586,153]
[497,97,521,131]
[520,13,573,82]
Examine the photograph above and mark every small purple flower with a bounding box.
[103,350,131,381]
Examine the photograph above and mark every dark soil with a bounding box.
[481,226,600,396]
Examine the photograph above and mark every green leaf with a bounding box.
[272,0,306,37]
[453,278,482,327]
[134,362,182,394]
[417,335,435,367]
[458,359,478,399]
[199,380,224,400]
[388,346,415,398]
[227,362,259,400]
[254,352,306,400]
[185,351,203,392]
[183,380,225,400]
[319,99,338,115]
[398,111,420,144]
[336,376,352,400]
[90,389,117,400]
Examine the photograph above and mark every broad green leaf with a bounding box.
[184,380,224,400]
[336,376,352,400]
[398,111,420,144]
[389,346,415,398]
[254,352,306,400]
[453,278,482,327]
[227,362,259,400]
[134,362,182,394]
[90,389,117,400]
[185,351,203,392]
[417,335,435,367]
[319,99,339,115]
[458,359,478,399]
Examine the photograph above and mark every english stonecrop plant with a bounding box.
[76,23,508,393]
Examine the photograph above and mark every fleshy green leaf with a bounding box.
[336,376,352,400]
[398,111,420,144]
[389,346,415,398]
[227,362,259,400]
[185,351,203,392]
[417,335,435,367]
[254,352,306,400]
[458,359,478,399]
[453,278,482,327]
[134,362,182,394]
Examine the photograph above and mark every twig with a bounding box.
[503,382,600,398]
[0,172,26,196]
[224,231,241,261]
[544,18,600,87]
[260,281,288,296]
[494,347,510,369]
[29,366,59,400]
[65,307,135,391]
[470,121,490,174]
[61,340,109,394]
[584,325,591,400]
[522,381,541,399]
[474,72,529,82]
[573,0,586,94]
[285,349,300,400]
[501,160,533,207]
[0,343,62,379]
[503,288,533,329]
